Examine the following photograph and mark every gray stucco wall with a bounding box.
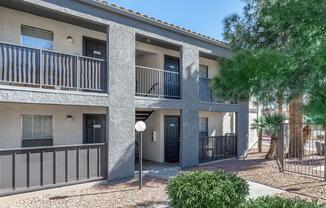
[236,101,250,158]
[180,45,200,167]
[106,25,136,180]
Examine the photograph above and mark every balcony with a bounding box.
[0,42,107,92]
[199,78,219,102]
[135,65,181,99]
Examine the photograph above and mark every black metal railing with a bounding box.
[0,143,107,196]
[199,135,237,163]
[199,78,230,103]
[135,65,181,99]
[0,41,107,92]
[278,123,326,179]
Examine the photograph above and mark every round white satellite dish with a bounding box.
[135,121,146,132]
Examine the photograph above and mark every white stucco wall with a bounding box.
[0,103,106,149]
[199,111,235,136]
[136,41,180,70]
[199,57,219,79]
[139,110,235,163]
[137,109,180,163]
[249,112,258,149]
[0,6,106,55]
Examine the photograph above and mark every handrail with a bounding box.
[0,41,106,62]
[145,82,159,96]
[199,135,237,139]
[135,65,180,75]
[0,41,107,92]
[0,143,106,153]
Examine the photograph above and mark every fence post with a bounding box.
[324,125,326,181]
[278,124,285,172]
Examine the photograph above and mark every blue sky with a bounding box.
[108,0,244,41]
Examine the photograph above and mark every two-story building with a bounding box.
[0,0,249,196]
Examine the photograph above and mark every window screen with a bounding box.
[21,25,53,50]
[199,64,208,78]
[22,115,53,139]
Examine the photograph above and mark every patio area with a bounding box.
[1,146,326,207]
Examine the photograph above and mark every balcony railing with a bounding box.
[0,41,106,92]
[135,65,180,99]
[199,78,219,102]
[199,135,237,163]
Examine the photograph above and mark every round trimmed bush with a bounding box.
[166,170,249,208]
[243,196,326,208]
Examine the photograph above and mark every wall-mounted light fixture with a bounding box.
[67,36,73,43]
[66,115,73,121]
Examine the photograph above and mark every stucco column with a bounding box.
[236,100,249,158]
[107,24,135,180]
[180,45,200,167]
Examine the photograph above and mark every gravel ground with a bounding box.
[0,177,168,208]
[192,146,326,204]
[1,146,325,207]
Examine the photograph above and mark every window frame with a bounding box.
[21,25,54,50]
[199,64,209,79]
[21,114,53,140]
[199,117,208,137]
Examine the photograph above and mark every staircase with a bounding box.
[135,110,153,121]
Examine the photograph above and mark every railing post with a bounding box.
[40,150,44,186]
[76,148,79,181]
[158,70,161,98]
[278,124,285,172]
[76,56,80,91]
[324,125,326,181]
[12,153,16,190]
[39,49,43,88]
[53,150,56,184]
[27,152,30,188]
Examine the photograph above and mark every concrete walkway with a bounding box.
[247,181,284,199]
[137,160,285,207]
[138,181,285,208]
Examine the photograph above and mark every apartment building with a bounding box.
[0,0,249,196]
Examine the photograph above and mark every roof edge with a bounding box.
[77,0,229,50]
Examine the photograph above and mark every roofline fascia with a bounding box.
[76,0,230,50]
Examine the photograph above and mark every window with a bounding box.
[199,117,208,137]
[22,115,53,139]
[199,64,208,78]
[21,25,53,50]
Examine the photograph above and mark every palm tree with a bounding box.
[250,117,265,153]
[262,113,286,160]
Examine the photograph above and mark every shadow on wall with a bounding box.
[108,141,135,180]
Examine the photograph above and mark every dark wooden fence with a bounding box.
[0,143,107,196]
[199,135,237,163]
[278,123,326,179]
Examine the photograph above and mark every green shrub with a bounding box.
[166,170,249,208]
[243,196,326,208]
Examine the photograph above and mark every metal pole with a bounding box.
[324,126,326,181]
[139,132,143,189]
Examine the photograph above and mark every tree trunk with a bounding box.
[266,134,278,159]
[277,97,283,114]
[258,129,263,153]
[303,124,312,143]
[288,97,304,158]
